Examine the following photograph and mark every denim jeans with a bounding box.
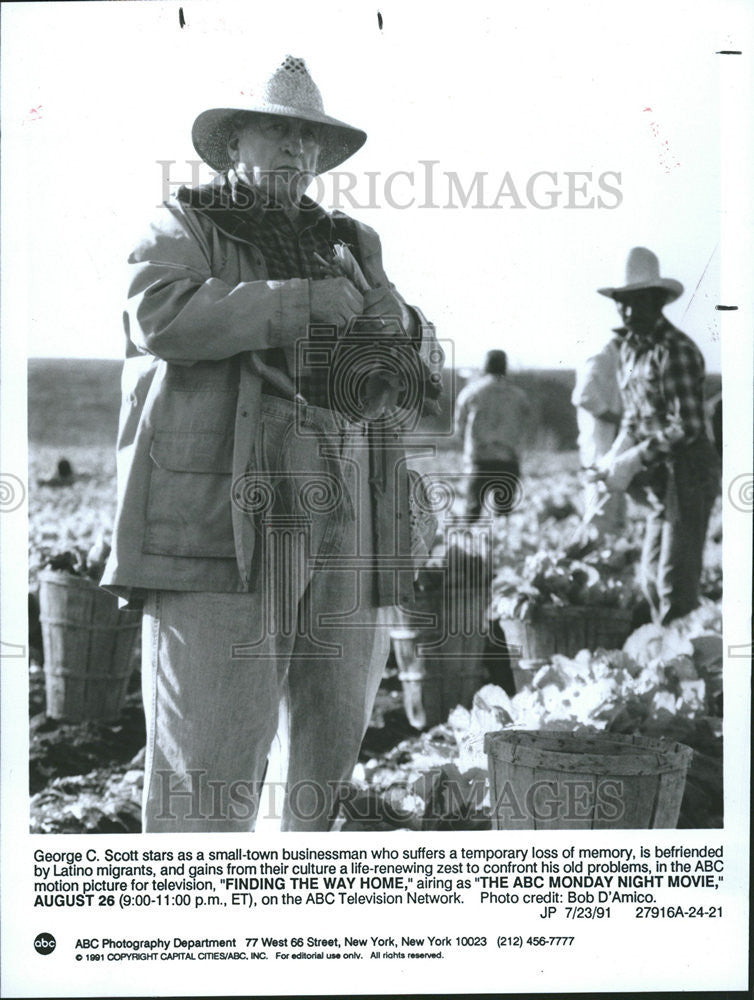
[639,438,720,624]
[140,396,393,832]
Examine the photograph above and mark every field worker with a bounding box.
[454,350,530,520]
[101,56,443,832]
[594,247,720,624]
[571,333,627,535]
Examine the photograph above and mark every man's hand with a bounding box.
[358,370,406,420]
[595,443,646,492]
[310,277,364,327]
[362,286,406,324]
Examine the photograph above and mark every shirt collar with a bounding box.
[227,170,332,235]
[622,315,674,353]
[177,173,335,240]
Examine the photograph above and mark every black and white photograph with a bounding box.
[1,0,751,995]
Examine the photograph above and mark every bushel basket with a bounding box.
[484,730,693,830]
[395,539,493,728]
[38,569,140,722]
[501,605,634,663]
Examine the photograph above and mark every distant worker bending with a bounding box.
[455,350,531,521]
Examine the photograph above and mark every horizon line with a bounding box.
[26,356,723,377]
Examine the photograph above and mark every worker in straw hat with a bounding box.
[102,55,443,832]
[592,247,720,624]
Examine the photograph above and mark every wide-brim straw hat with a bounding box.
[192,55,366,175]
[598,246,684,302]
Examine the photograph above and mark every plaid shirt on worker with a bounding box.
[617,316,708,463]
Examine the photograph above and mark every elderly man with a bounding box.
[595,247,720,624]
[102,56,442,832]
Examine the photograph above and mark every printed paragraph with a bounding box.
[31,843,725,919]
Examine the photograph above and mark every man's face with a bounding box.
[613,288,668,337]
[229,114,321,207]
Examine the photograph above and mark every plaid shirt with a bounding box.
[228,173,341,407]
[224,173,424,415]
[618,316,708,462]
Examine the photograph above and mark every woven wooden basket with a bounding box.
[39,569,140,722]
[484,730,693,830]
[500,605,635,665]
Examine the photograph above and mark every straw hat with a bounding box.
[597,247,684,302]
[192,55,367,174]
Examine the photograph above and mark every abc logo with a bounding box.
[34,933,56,956]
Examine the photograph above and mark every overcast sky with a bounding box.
[2,0,748,372]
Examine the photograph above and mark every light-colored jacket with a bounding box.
[101,178,442,607]
[455,374,531,466]
[572,337,622,467]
